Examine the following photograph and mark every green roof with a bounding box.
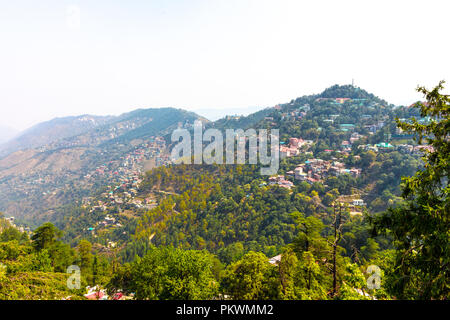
[376,142,394,148]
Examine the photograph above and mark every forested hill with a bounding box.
[210,85,400,132]
[0,107,205,225]
[314,85,389,103]
[207,84,390,131]
[55,85,423,259]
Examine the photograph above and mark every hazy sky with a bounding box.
[1,0,449,131]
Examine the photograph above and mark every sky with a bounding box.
[0,0,449,131]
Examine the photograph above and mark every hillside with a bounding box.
[0,84,446,301]
[0,115,114,158]
[0,108,205,225]
[53,85,423,252]
[37,83,443,301]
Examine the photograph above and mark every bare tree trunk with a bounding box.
[331,204,342,297]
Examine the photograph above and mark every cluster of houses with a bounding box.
[268,175,295,189]
[267,157,363,189]
[81,212,123,233]
[1,216,31,234]
[100,215,119,227]
[78,138,171,234]
[286,158,362,184]
[280,108,308,121]
[280,137,314,158]
[8,135,170,218]
[82,136,169,213]
[102,186,158,210]
[337,132,367,152]
[74,286,134,300]
[315,97,353,104]
[88,137,167,181]
[358,142,394,153]
[395,144,434,155]
[364,121,386,133]
[272,102,310,121]
[358,142,433,155]
[83,191,158,233]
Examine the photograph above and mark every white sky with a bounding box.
[0,0,449,131]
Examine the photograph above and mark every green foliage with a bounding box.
[76,240,93,272]
[221,251,277,300]
[31,223,62,251]
[372,82,450,299]
[295,251,328,299]
[0,272,84,300]
[337,263,370,300]
[109,246,219,300]
[291,212,326,256]
[135,165,299,254]
[1,84,442,300]
[0,227,28,243]
[0,218,112,299]
[218,242,245,265]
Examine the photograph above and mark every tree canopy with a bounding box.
[372,82,449,299]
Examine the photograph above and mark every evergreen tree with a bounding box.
[372,82,449,299]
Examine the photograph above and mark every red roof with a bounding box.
[85,291,105,300]
[113,293,123,300]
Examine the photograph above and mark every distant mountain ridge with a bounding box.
[0,115,114,158]
[0,108,208,158]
